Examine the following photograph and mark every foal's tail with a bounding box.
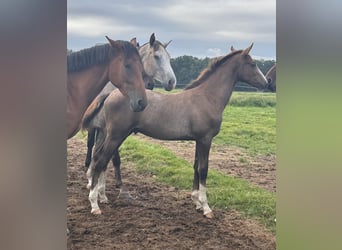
[81,93,110,130]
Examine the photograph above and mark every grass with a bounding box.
[120,136,276,234]
[229,91,276,107]
[215,105,276,156]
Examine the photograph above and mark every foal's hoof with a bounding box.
[91,209,102,215]
[196,207,204,213]
[204,211,214,219]
[86,183,91,190]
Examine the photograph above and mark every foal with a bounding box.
[84,44,268,217]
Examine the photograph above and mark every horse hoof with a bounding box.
[204,211,214,219]
[91,209,102,215]
[196,207,204,212]
[86,183,91,190]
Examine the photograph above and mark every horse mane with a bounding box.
[67,41,137,73]
[184,49,243,90]
[266,63,276,75]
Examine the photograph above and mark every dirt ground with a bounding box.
[67,136,276,249]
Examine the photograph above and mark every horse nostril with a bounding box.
[267,78,272,84]
[138,99,146,109]
[148,82,154,90]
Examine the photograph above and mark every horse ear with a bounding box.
[243,43,254,55]
[130,37,138,47]
[105,36,122,52]
[149,33,155,46]
[230,45,236,52]
[164,40,172,48]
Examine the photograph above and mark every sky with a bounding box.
[67,0,276,60]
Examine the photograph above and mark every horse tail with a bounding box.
[81,93,110,130]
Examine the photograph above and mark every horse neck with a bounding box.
[138,45,153,72]
[194,59,239,111]
[68,64,109,117]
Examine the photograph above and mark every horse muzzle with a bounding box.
[130,97,147,112]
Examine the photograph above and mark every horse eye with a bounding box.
[154,55,160,60]
[125,64,131,69]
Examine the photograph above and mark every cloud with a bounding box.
[67,0,276,58]
[68,17,136,37]
[207,48,222,57]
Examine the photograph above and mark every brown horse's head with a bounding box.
[235,43,269,90]
[105,36,147,112]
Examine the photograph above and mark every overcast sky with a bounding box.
[67,0,276,59]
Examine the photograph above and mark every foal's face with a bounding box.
[238,53,268,90]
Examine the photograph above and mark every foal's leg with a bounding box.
[98,169,108,203]
[87,129,105,189]
[191,146,202,211]
[111,148,122,188]
[87,134,119,214]
[194,139,213,218]
[85,128,96,171]
[112,148,132,199]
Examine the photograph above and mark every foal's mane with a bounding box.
[67,41,138,73]
[184,49,243,90]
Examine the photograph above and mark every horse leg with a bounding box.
[191,146,202,211]
[98,169,108,203]
[87,134,119,214]
[112,148,122,188]
[87,128,105,189]
[112,148,132,200]
[195,139,213,218]
[85,128,96,171]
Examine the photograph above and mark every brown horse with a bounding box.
[265,63,276,92]
[84,44,269,217]
[83,33,177,168]
[67,36,147,139]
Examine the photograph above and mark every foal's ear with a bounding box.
[242,43,254,55]
[130,37,138,47]
[105,36,122,52]
[149,33,156,46]
[164,40,172,48]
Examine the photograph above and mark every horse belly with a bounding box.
[139,116,193,141]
